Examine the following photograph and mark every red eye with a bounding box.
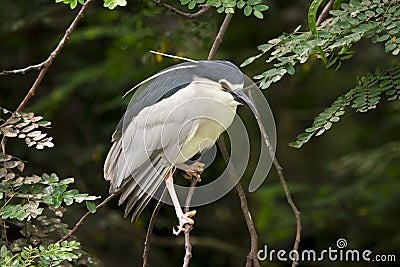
[220,81,229,90]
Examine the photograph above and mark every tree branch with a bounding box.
[143,191,165,267]
[316,0,335,26]
[208,13,234,60]
[248,89,301,267]
[152,235,239,254]
[182,178,197,267]
[0,0,94,152]
[217,137,260,267]
[0,63,45,76]
[208,11,261,267]
[152,1,211,19]
[58,193,118,243]
[11,0,93,113]
[274,158,301,267]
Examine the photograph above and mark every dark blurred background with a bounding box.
[1,0,399,266]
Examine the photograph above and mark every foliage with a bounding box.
[241,0,399,148]
[0,107,99,265]
[0,108,53,150]
[0,241,80,267]
[103,0,127,10]
[55,0,127,10]
[290,63,400,148]
[55,0,85,10]
[180,0,269,18]
[242,0,400,88]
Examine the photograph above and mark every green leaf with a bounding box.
[333,0,342,10]
[60,177,75,184]
[376,34,390,42]
[385,42,397,53]
[188,0,197,9]
[316,47,327,64]
[70,0,77,9]
[253,10,264,19]
[64,195,74,206]
[103,0,127,9]
[86,201,97,213]
[225,7,235,13]
[37,120,51,127]
[285,64,295,75]
[288,141,303,148]
[241,56,257,67]
[244,5,253,16]
[237,0,246,9]
[217,6,225,13]
[308,0,324,37]
[253,4,269,12]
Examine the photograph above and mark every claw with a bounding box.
[177,162,205,182]
[173,210,196,235]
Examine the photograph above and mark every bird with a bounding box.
[103,60,256,235]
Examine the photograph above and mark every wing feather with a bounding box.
[104,92,196,220]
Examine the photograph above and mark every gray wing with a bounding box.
[104,93,197,221]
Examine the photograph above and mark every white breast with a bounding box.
[173,79,240,163]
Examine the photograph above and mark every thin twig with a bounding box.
[217,137,260,267]
[152,1,211,19]
[274,158,301,267]
[0,63,45,76]
[182,178,197,267]
[58,193,117,243]
[316,0,335,26]
[208,13,234,60]
[143,191,165,267]
[248,89,301,267]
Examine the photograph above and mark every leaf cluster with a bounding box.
[0,108,53,150]
[0,241,80,267]
[0,108,99,266]
[54,0,127,10]
[290,63,400,148]
[55,0,84,9]
[180,0,269,19]
[242,0,400,89]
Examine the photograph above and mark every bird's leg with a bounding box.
[176,161,205,182]
[165,171,196,235]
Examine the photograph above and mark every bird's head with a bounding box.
[193,60,258,114]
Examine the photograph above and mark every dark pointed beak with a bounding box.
[228,88,259,116]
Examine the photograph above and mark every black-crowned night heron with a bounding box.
[104,60,256,235]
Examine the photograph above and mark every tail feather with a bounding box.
[129,168,168,221]
[122,158,168,221]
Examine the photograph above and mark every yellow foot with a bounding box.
[177,162,205,182]
[173,210,196,235]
